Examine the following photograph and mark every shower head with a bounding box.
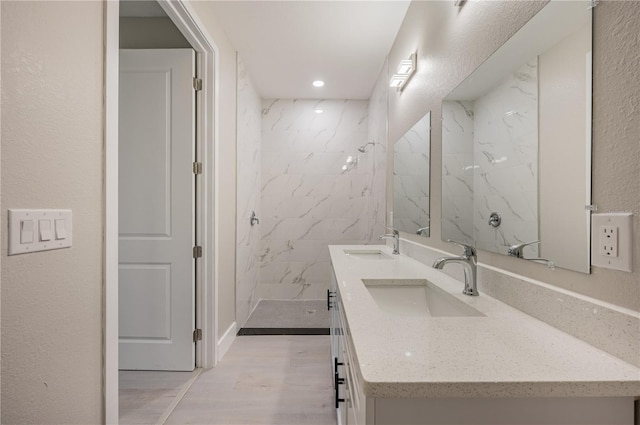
[358,142,375,153]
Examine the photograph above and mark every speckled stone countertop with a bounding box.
[329,245,640,398]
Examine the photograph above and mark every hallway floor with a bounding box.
[120,335,335,425]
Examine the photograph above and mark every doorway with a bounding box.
[119,47,197,371]
[104,0,219,422]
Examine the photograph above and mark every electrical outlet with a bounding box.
[591,213,633,272]
[599,225,618,257]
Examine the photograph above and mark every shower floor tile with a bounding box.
[243,300,330,329]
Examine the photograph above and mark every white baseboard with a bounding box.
[217,321,236,361]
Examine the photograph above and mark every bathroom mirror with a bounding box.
[393,111,431,237]
[441,1,592,273]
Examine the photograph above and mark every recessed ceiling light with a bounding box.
[312,80,325,88]
[314,108,324,114]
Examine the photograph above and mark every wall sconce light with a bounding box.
[389,53,416,91]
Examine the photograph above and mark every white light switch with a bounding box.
[55,219,66,240]
[8,209,73,255]
[39,219,52,241]
[20,220,34,244]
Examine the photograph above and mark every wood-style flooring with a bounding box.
[120,335,336,425]
[119,369,198,424]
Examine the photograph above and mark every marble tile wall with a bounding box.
[393,113,431,236]
[258,99,373,300]
[442,100,475,244]
[473,60,539,257]
[442,60,539,257]
[235,57,262,328]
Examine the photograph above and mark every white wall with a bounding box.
[235,56,262,328]
[539,24,591,273]
[187,0,238,338]
[387,1,640,312]
[1,2,103,422]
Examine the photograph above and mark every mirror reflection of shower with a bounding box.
[358,142,375,153]
[341,155,358,173]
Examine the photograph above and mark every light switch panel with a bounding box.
[8,209,73,255]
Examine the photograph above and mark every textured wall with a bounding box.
[258,99,372,301]
[387,0,640,312]
[1,2,103,422]
[188,1,238,338]
[236,56,262,328]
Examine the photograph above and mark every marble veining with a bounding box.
[235,57,262,328]
[393,112,431,235]
[442,61,539,257]
[258,99,382,303]
[442,100,475,244]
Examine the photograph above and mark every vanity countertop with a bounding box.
[329,245,640,398]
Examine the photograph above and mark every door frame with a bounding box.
[104,1,220,422]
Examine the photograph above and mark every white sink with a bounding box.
[362,279,485,317]
[343,249,393,260]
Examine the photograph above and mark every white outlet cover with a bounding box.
[591,213,633,272]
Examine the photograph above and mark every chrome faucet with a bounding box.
[433,240,478,296]
[379,227,400,255]
[507,240,555,269]
[507,240,539,258]
[416,226,430,236]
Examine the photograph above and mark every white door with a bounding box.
[118,49,196,371]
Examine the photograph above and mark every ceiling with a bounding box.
[209,1,410,99]
[119,1,410,99]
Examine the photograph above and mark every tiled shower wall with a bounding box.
[442,60,539,258]
[473,60,538,256]
[257,99,375,301]
[235,57,262,328]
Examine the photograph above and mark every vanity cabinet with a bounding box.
[330,271,371,425]
[328,250,637,425]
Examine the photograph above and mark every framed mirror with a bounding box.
[441,1,592,273]
[393,112,431,237]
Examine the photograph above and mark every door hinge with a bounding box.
[193,328,202,342]
[193,77,203,91]
[193,246,202,258]
[193,162,203,174]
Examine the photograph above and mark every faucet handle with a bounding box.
[385,226,399,235]
[445,239,477,257]
[507,240,540,258]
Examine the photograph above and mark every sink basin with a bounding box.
[362,279,485,317]
[343,249,392,260]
